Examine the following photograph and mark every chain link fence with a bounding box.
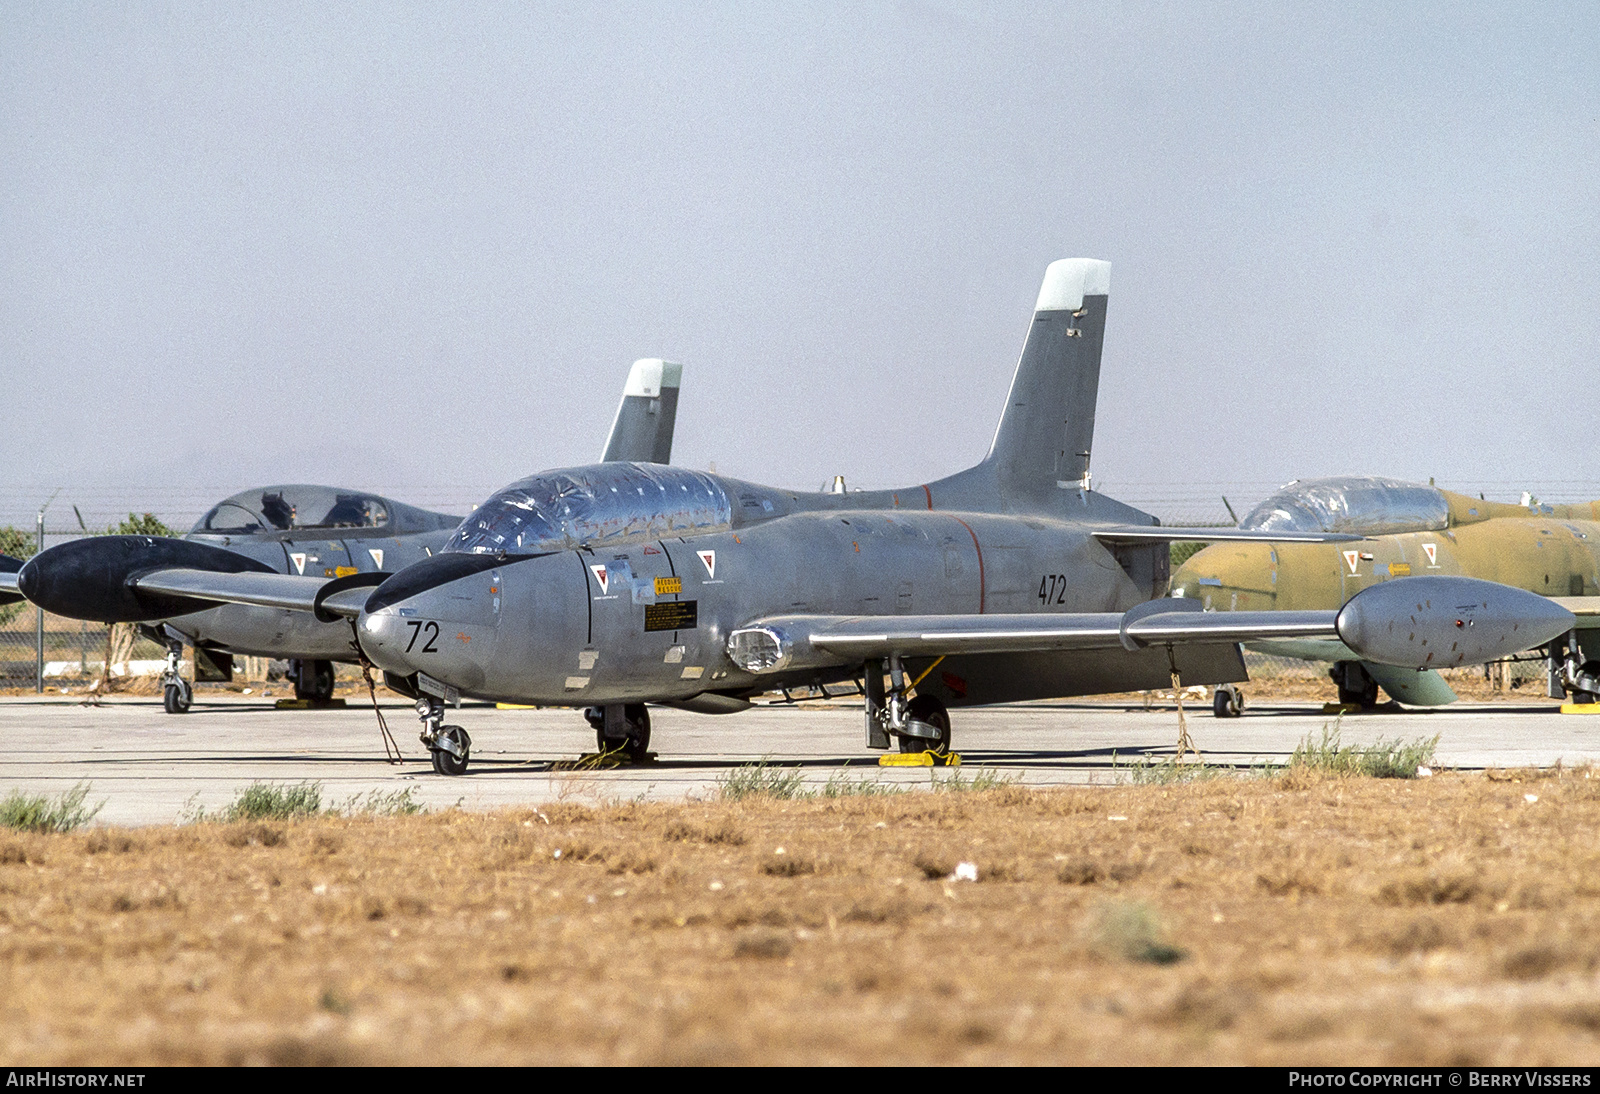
[0,528,167,690]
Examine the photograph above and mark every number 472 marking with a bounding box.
[1038,574,1067,605]
[405,620,439,653]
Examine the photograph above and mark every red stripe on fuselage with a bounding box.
[950,516,985,614]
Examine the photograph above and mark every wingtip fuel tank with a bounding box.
[1336,576,1576,670]
[17,536,275,623]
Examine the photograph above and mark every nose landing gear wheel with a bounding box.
[431,725,471,776]
[587,704,652,762]
[898,695,951,755]
[163,679,192,714]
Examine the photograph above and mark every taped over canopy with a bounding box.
[1240,476,1449,537]
[447,463,733,554]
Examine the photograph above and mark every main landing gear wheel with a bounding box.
[898,695,951,755]
[587,704,652,762]
[163,679,192,714]
[293,659,335,702]
[1573,661,1600,705]
[1332,661,1379,707]
[1212,684,1244,718]
[432,725,471,776]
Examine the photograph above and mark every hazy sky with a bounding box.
[3,3,1596,528]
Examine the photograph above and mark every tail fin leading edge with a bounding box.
[602,358,682,464]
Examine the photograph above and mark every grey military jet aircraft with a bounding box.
[19,359,681,714]
[18,262,1574,773]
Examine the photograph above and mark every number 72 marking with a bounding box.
[405,620,439,653]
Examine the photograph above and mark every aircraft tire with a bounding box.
[432,725,471,776]
[163,681,192,715]
[294,659,335,703]
[594,704,651,762]
[1332,662,1379,707]
[1212,685,1243,718]
[1573,661,1600,705]
[899,696,951,755]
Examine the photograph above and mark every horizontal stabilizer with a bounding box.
[1092,526,1362,545]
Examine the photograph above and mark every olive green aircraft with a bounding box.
[1169,477,1600,713]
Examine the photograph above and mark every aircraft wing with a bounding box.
[802,607,1338,658]
[127,567,383,622]
[1549,597,1600,629]
[729,579,1576,677]
[0,555,22,607]
[729,600,1338,671]
[1091,526,1361,544]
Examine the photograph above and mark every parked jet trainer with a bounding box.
[1170,476,1600,712]
[8,359,682,715]
[18,261,1575,774]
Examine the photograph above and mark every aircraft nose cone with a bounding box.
[356,604,420,677]
[356,553,506,688]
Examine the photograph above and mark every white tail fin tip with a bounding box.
[1034,259,1111,313]
[623,358,684,398]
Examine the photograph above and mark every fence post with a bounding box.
[34,508,43,694]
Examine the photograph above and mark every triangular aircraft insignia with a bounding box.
[1342,550,1360,575]
[369,548,384,569]
[698,550,716,578]
[290,552,307,575]
[590,564,609,594]
[1422,543,1437,566]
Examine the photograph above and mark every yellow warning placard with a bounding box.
[655,576,683,595]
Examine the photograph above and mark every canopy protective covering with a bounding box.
[446,463,733,555]
[1239,476,1449,537]
[191,485,457,537]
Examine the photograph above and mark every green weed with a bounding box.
[335,787,428,817]
[1111,751,1247,786]
[186,782,434,824]
[1289,722,1438,779]
[717,763,809,802]
[818,770,905,798]
[1090,900,1187,965]
[0,782,103,833]
[931,766,1018,792]
[719,762,906,801]
[220,782,324,821]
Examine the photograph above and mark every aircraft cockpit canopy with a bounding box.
[1239,476,1449,537]
[192,485,393,536]
[447,463,733,554]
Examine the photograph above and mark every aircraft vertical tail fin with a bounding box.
[982,259,1111,504]
[602,359,682,464]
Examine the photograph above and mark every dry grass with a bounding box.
[5,773,1600,1064]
